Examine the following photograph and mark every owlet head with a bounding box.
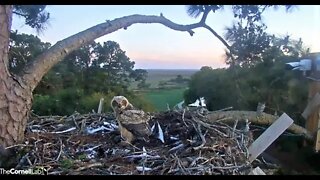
[111,96,129,111]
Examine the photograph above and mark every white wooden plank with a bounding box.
[248,167,266,175]
[248,113,294,162]
[302,93,320,119]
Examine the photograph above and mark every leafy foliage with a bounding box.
[137,80,151,89]
[8,31,152,115]
[9,31,51,74]
[13,5,50,33]
[169,75,190,84]
[186,5,223,18]
[184,35,309,123]
[224,22,271,67]
[186,5,293,22]
[186,5,296,68]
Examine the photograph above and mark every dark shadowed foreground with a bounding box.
[2,109,279,175]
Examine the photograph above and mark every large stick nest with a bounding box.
[5,109,277,175]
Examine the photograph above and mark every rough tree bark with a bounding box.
[0,6,33,147]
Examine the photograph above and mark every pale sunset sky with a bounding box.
[11,5,320,69]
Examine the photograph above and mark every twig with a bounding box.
[191,116,229,137]
[193,124,206,150]
[56,138,63,161]
[168,143,184,152]
[5,144,32,149]
[50,127,76,134]
[72,115,80,129]
[190,156,209,167]
[81,118,87,132]
[84,144,102,152]
[15,152,30,169]
[181,109,188,127]
[26,156,33,166]
[208,164,246,170]
[48,171,64,175]
[232,120,238,138]
[175,154,188,175]
[74,162,103,171]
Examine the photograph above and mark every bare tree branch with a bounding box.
[199,9,210,24]
[12,11,27,18]
[19,14,232,91]
[202,24,232,51]
[206,111,313,141]
[260,5,269,14]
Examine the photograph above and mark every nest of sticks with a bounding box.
[4,108,278,175]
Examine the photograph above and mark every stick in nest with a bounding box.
[74,162,103,171]
[181,109,188,127]
[56,138,63,161]
[193,123,206,150]
[232,120,238,138]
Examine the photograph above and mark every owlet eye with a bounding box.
[112,100,118,108]
[121,100,127,107]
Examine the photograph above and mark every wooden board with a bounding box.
[302,93,320,120]
[248,167,266,175]
[248,113,294,162]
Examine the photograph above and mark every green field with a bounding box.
[140,88,187,112]
[132,69,198,111]
[131,69,198,89]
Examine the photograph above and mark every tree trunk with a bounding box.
[305,82,320,136]
[0,5,33,147]
[0,77,32,148]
